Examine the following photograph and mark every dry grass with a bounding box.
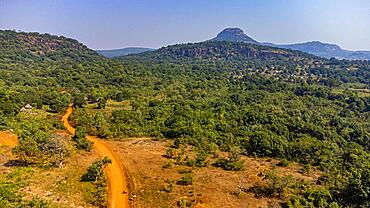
[0,131,18,148]
[107,138,319,208]
[85,100,131,114]
[1,126,321,208]
[0,130,102,208]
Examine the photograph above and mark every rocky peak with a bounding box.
[211,28,259,44]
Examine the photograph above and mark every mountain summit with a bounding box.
[211,28,258,44]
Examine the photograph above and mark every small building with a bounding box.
[20,104,33,113]
[25,104,33,109]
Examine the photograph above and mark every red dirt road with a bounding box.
[61,105,129,208]
[0,131,18,148]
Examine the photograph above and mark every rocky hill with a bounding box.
[0,30,98,63]
[134,41,317,62]
[210,28,258,44]
[209,27,370,60]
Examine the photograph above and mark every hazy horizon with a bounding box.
[1,0,369,51]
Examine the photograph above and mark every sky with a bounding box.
[0,0,369,50]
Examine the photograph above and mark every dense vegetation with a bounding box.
[1,30,369,207]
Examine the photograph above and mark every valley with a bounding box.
[0,29,369,208]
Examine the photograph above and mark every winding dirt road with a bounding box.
[0,131,18,148]
[61,105,129,208]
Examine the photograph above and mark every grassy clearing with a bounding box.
[84,100,131,114]
[108,138,320,208]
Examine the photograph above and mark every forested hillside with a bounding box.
[1,30,370,207]
[97,47,155,58]
[124,41,369,85]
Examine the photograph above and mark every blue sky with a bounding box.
[0,0,369,50]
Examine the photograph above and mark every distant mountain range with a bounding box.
[97,28,370,60]
[97,47,155,58]
[211,28,370,60]
[263,41,370,60]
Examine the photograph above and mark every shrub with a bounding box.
[162,160,175,169]
[162,181,174,193]
[287,187,337,208]
[72,126,92,151]
[177,173,193,186]
[249,129,288,157]
[83,180,109,208]
[23,197,50,208]
[82,157,112,207]
[250,170,293,199]
[12,121,70,167]
[164,147,177,158]
[81,156,112,182]
[213,147,245,171]
[300,164,312,174]
[186,152,209,167]
[214,158,245,171]
[277,159,290,167]
[178,197,192,208]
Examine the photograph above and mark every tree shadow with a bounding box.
[4,159,30,167]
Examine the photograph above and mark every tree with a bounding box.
[97,97,107,109]
[93,112,111,138]
[249,129,288,157]
[72,126,92,151]
[12,121,69,167]
[12,122,49,164]
[344,168,370,206]
[73,93,86,108]
[47,91,70,113]
[213,147,245,171]
[263,170,294,198]
[81,156,112,182]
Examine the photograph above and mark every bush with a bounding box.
[12,121,70,167]
[178,196,192,208]
[214,158,245,171]
[250,170,293,199]
[300,164,312,174]
[162,181,174,193]
[277,159,290,167]
[287,187,337,208]
[213,147,245,171]
[164,147,177,158]
[83,180,109,208]
[177,173,193,186]
[249,129,288,157]
[82,157,112,207]
[23,197,50,208]
[186,152,209,167]
[81,156,112,182]
[72,126,92,151]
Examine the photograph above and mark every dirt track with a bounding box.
[61,105,129,208]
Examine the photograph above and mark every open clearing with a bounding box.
[107,138,319,208]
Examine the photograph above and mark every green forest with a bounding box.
[0,30,369,207]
